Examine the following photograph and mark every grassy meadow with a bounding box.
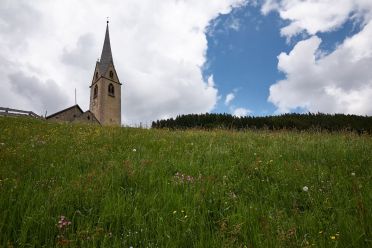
[0,117,371,247]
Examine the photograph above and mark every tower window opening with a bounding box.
[94,85,98,98]
[95,72,98,79]
[109,70,113,79]
[108,83,115,96]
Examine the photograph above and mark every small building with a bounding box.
[46,105,100,124]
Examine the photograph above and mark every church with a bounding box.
[46,21,122,126]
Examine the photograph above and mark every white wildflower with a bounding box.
[302,186,309,192]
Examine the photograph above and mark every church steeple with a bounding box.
[99,21,114,74]
[89,20,122,126]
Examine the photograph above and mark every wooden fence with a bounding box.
[0,107,43,119]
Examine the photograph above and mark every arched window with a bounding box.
[109,70,114,79]
[108,83,115,96]
[94,85,98,98]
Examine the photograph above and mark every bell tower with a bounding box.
[89,20,122,126]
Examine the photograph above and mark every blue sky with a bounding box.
[205,3,364,116]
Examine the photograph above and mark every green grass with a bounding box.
[0,117,371,247]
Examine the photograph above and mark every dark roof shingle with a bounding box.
[98,23,114,74]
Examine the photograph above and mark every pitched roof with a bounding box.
[98,22,114,74]
[46,104,83,119]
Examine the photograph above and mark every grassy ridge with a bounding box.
[0,117,371,247]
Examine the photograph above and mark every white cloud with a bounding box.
[262,0,372,38]
[261,0,279,15]
[224,89,251,116]
[269,21,372,115]
[9,72,69,115]
[225,93,235,105]
[264,0,372,115]
[233,107,251,117]
[61,33,96,70]
[0,0,247,124]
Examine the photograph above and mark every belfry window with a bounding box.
[94,85,98,98]
[109,70,114,79]
[108,83,115,96]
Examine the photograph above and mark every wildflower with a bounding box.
[132,148,136,152]
[173,172,195,184]
[302,186,309,192]
[351,172,355,176]
[330,236,336,240]
[57,216,72,230]
[56,215,73,245]
[173,211,177,214]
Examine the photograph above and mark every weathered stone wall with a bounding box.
[89,64,121,126]
[47,106,83,122]
[72,111,100,124]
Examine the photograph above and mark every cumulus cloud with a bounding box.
[262,0,372,38]
[261,0,279,15]
[224,90,251,116]
[9,72,69,114]
[233,107,251,117]
[225,93,235,105]
[0,0,248,125]
[269,22,372,115]
[61,33,97,70]
[264,0,372,115]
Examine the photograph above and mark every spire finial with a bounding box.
[106,17,110,24]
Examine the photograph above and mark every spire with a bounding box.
[99,20,114,74]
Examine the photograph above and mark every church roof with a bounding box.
[46,104,83,119]
[98,22,114,74]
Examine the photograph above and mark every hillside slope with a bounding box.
[0,117,371,247]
